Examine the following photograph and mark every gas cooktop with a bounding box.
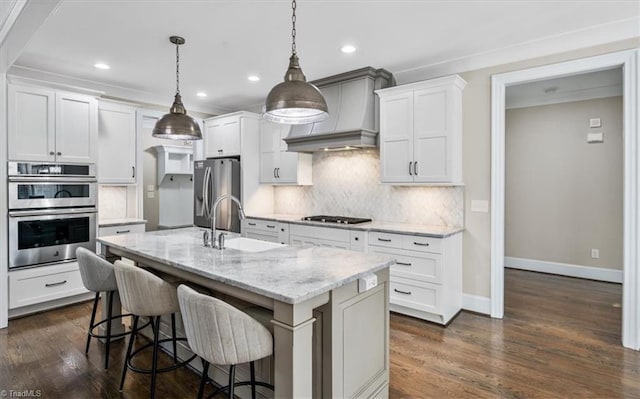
[302,215,372,225]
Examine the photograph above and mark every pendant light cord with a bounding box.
[175,41,181,95]
[291,0,297,55]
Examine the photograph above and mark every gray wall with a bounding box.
[505,97,623,270]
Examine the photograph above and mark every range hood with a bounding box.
[284,67,395,152]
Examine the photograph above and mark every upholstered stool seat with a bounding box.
[76,247,136,370]
[177,284,275,399]
[113,261,196,399]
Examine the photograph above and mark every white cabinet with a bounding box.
[8,262,89,310]
[377,75,465,184]
[259,119,312,185]
[289,224,365,252]
[368,231,462,325]
[8,84,98,163]
[242,218,289,244]
[204,113,242,158]
[98,100,137,183]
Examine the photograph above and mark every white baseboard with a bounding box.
[462,294,491,315]
[505,257,622,283]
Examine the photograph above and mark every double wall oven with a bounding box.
[8,162,97,269]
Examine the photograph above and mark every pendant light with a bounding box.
[152,36,202,140]
[263,0,328,125]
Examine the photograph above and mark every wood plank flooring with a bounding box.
[1,269,639,398]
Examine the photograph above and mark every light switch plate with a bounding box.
[589,118,601,128]
[147,191,155,199]
[147,185,155,191]
[587,132,604,143]
[471,200,489,213]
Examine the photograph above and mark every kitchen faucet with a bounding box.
[208,194,245,249]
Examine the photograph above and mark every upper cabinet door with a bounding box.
[8,85,56,162]
[258,119,279,184]
[98,101,136,183]
[379,93,414,183]
[205,116,240,158]
[413,88,450,182]
[55,92,98,164]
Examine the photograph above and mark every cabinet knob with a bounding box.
[354,237,359,241]
[49,151,55,155]
[57,152,62,156]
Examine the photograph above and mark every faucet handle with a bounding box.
[203,230,210,247]
[218,232,226,249]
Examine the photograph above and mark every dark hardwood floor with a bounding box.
[1,269,639,398]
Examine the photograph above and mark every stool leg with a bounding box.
[104,291,113,369]
[85,292,100,355]
[171,313,178,363]
[228,365,236,399]
[120,315,139,391]
[150,316,161,399]
[198,359,210,399]
[250,361,256,399]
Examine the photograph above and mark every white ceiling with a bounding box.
[11,0,640,113]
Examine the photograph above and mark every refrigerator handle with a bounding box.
[202,166,211,219]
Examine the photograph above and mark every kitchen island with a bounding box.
[98,227,394,399]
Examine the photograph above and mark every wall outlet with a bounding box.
[358,274,378,293]
[147,191,155,199]
[587,132,604,143]
[591,249,600,259]
[589,118,601,128]
[147,185,155,191]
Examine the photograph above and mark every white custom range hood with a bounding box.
[284,67,395,152]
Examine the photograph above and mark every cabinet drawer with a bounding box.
[389,277,441,314]
[9,262,89,309]
[368,232,403,248]
[244,218,281,233]
[99,223,146,237]
[245,231,280,243]
[402,235,442,253]
[289,224,350,242]
[370,247,441,284]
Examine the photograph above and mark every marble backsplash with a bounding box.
[98,186,128,220]
[273,149,464,226]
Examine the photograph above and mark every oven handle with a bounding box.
[9,207,98,217]
[8,176,97,183]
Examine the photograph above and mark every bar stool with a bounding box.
[113,261,196,399]
[177,284,274,399]
[76,247,134,369]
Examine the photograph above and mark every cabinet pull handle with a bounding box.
[132,166,136,178]
[248,222,257,226]
[218,149,223,153]
[49,151,55,155]
[274,168,277,178]
[396,261,412,266]
[266,225,276,229]
[276,168,280,178]
[377,238,392,242]
[414,161,418,175]
[409,161,413,176]
[45,280,68,288]
[394,288,412,295]
[413,241,430,246]
[116,230,131,234]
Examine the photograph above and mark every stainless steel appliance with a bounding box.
[302,215,372,225]
[193,158,241,232]
[8,162,97,269]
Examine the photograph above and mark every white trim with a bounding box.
[506,84,622,110]
[491,49,640,350]
[395,17,640,84]
[0,0,27,47]
[462,294,491,315]
[505,257,623,284]
[0,72,7,329]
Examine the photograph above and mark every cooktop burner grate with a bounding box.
[302,215,372,225]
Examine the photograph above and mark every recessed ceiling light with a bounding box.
[248,75,260,82]
[340,45,356,54]
[94,63,110,70]
[196,92,207,98]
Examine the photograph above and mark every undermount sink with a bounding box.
[223,237,285,253]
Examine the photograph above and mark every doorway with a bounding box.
[490,49,639,350]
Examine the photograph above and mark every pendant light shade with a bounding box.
[263,0,328,125]
[153,36,202,140]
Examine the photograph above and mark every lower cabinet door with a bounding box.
[9,262,88,309]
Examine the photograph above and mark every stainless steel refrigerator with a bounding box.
[193,158,241,232]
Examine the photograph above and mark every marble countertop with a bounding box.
[247,214,464,238]
[99,218,147,227]
[98,227,395,305]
